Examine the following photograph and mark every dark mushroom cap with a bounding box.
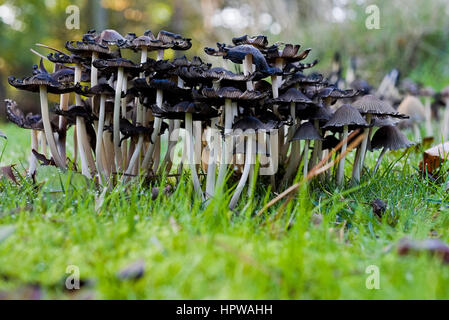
[201,87,267,101]
[399,78,420,96]
[96,29,127,46]
[130,35,172,51]
[232,116,274,132]
[82,83,116,97]
[370,125,415,151]
[322,134,340,150]
[291,121,323,141]
[152,101,219,121]
[316,86,359,99]
[232,35,270,49]
[353,94,407,118]
[4,99,58,131]
[322,104,369,130]
[157,30,192,50]
[304,106,333,122]
[269,88,313,104]
[205,44,282,76]
[350,78,372,94]
[8,70,76,94]
[65,40,110,56]
[47,51,88,65]
[54,103,98,124]
[371,115,400,127]
[93,57,141,72]
[266,45,312,63]
[280,72,324,90]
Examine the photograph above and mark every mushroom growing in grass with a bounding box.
[8,62,76,169]
[352,94,407,182]
[4,99,58,174]
[287,121,323,181]
[322,104,369,186]
[47,50,97,177]
[93,58,141,171]
[79,83,116,180]
[268,87,314,157]
[370,126,415,174]
[397,95,426,141]
[201,86,267,191]
[228,116,270,209]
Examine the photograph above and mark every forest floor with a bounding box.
[0,123,449,299]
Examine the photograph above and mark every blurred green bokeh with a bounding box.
[0,0,448,117]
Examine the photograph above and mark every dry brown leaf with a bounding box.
[421,142,449,173]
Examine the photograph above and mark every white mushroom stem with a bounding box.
[74,65,94,177]
[121,74,129,166]
[373,147,387,174]
[113,66,125,170]
[124,47,149,177]
[38,85,66,169]
[243,54,254,91]
[310,120,322,168]
[229,134,253,209]
[95,95,106,183]
[281,139,301,186]
[281,102,297,157]
[185,112,204,200]
[424,97,432,136]
[337,125,349,186]
[353,114,372,182]
[103,113,115,175]
[91,52,99,87]
[206,117,219,199]
[303,139,310,177]
[160,119,181,174]
[28,129,39,176]
[40,131,47,156]
[141,50,165,172]
[57,93,69,161]
[217,98,233,188]
[442,98,449,141]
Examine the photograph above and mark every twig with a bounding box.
[257,129,364,216]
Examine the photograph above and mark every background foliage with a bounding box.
[0,0,448,116]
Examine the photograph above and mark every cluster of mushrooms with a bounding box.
[4,29,415,209]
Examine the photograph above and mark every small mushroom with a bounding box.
[352,94,407,182]
[284,121,323,183]
[397,95,426,141]
[322,104,368,185]
[370,125,414,174]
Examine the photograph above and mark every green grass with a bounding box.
[0,123,449,300]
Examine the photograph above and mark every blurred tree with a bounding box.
[1,0,448,119]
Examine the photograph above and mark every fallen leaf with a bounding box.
[117,259,145,280]
[0,165,18,184]
[421,142,449,173]
[397,237,449,264]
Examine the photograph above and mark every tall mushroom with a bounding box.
[397,95,426,141]
[370,126,415,174]
[289,121,323,180]
[8,63,76,169]
[352,94,407,182]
